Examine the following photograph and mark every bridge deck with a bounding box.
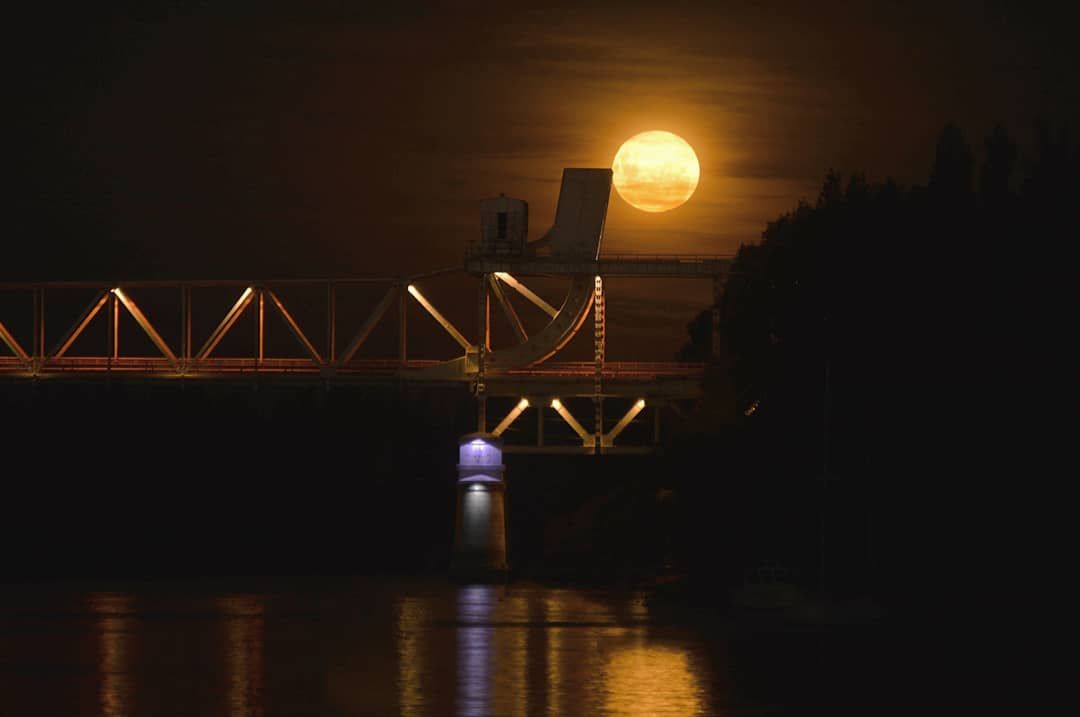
[0,357,706,398]
[466,254,732,277]
[0,254,733,291]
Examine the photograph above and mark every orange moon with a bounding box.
[612,131,700,212]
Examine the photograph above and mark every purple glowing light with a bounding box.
[459,439,502,468]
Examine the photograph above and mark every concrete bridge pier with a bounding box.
[451,433,508,581]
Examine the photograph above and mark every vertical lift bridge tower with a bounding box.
[451,168,612,579]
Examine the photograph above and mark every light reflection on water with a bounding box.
[545,593,565,717]
[3,581,721,716]
[604,643,705,716]
[399,585,709,716]
[92,593,134,717]
[456,585,493,716]
[220,595,264,717]
[397,596,428,717]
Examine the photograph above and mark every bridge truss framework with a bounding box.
[1,255,729,455]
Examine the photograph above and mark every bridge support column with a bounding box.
[451,433,508,581]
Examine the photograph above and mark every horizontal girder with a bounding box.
[0,266,718,404]
[466,255,732,277]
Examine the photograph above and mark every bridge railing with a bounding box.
[597,253,735,262]
[504,361,705,378]
[0,356,704,378]
[464,243,736,263]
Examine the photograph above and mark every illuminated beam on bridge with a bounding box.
[493,272,557,318]
[491,398,529,437]
[407,284,472,351]
[336,285,398,367]
[50,290,109,358]
[603,399,645,447]
[197,287,254,360]
[487,275,528,343]
[266,288,324,366]
[550,398,594,448]
[112,288,178,368]
[258,290,264,360]
[0,318,30,363]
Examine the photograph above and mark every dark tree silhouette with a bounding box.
[928,122,975,204]
[678,122,1078,602]
[980,124,1018,208]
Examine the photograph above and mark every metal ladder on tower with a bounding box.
[594,275,605,451]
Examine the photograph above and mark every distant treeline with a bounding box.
[676,122,1076,599]
[684,121,1075,475]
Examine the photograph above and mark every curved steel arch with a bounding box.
[407,169,611,379]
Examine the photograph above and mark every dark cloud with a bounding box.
[9,0,1077,283]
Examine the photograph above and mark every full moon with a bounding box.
[611,131,700,212]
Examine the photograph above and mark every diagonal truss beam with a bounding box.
[491,398,529,437]
[50,290,110,358]
[407,284,472,351]
[0,319,30,362]
[603,399,645,447]
[494,272,557,318]
[336,285,398,367]
[266,288,324,366]
[197,287,254,360]
[488,275,527,343]
[112,288,178,367]
[550,398,595,447]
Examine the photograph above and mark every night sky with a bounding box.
[8,1,1077,357]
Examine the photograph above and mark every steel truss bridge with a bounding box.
[1,169,732,454]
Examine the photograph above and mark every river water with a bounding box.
[0,578,894,716]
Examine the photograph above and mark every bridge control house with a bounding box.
[475,194,528,257]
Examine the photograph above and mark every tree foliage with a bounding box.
[674,123,1076,595]
[683,122,1078,479]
